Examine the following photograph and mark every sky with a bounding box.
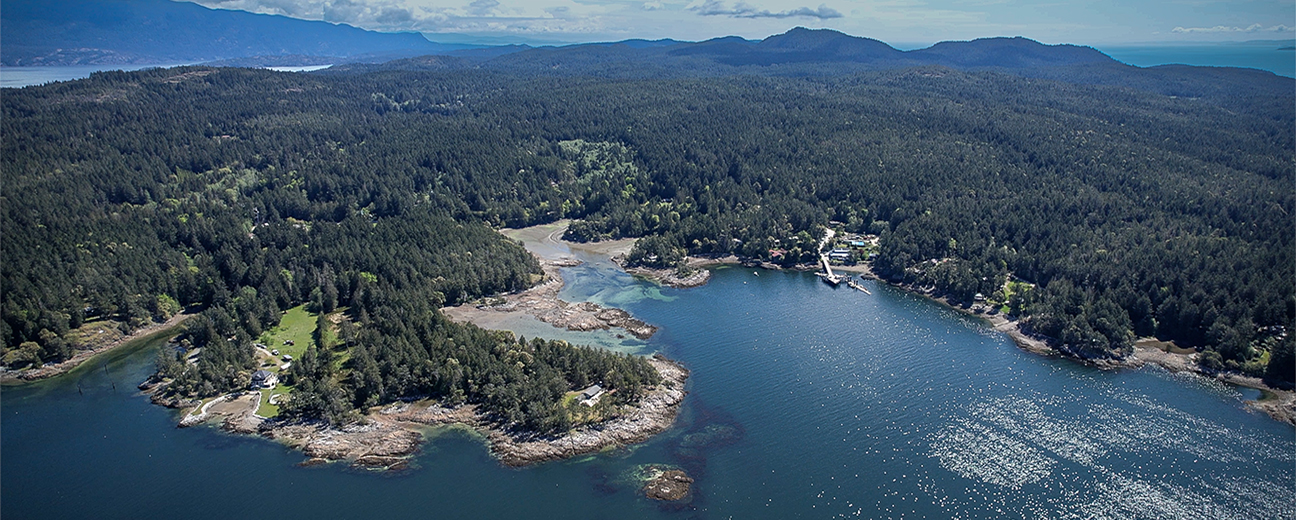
[185,0,1296,46]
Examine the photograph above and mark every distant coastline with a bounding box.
[1099,41,1295,78]
[4,39,1292,91]
[0,63,195,88]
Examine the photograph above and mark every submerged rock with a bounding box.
[679,423,741,449]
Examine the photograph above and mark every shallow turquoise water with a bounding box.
[3,266,1292,519]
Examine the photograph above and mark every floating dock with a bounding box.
[818,255,843,285]
[846,278,871,294]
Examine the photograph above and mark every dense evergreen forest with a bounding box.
[2,53,1292,428]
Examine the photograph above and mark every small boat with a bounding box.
[846,278,872,294]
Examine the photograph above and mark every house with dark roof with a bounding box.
[250,370,279,390]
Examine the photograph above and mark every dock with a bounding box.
[815,226,868,293]
[846,277,871,294]
[818,254,843,285]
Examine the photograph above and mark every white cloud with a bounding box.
[643,1,664,10]
[1171,23,1293,34]
[467,0,501,16]
[687,0,842,20]
[191,0,622,35]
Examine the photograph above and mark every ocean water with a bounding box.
[1100,42,1295,78]
[3,266,1292,519]
[0,63,195,88]
[0,63,329,88]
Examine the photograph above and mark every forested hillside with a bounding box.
[2,54,1291,421]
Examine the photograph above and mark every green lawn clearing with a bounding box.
[256,384,294,418]
[258,304,316,369]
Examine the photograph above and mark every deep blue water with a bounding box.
[3,262,1293,519]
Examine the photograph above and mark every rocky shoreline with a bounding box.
[154,355,688,470]
[446,255,658,340]
[1,312,193,384]
[614,254,735,289]
[1122,343,1296,425]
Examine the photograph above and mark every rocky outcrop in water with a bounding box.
[643,469,694,501]
[620,264,712,289]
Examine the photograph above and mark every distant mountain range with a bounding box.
[321,28,1290,102]
[4,0,1289,103]
[1,0,470,66]
[316,28,1119,76]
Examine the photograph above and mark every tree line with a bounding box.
[3,63,1291,403]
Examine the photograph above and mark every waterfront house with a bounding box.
[577,384,605,406]
[251,370,278,390]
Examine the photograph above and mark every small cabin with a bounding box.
[579,384,604,401]
[577,384,605,406]
[250,370,279,390]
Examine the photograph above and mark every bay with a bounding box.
[3,264,1292,519]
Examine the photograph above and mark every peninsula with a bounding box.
[141,221,690,470]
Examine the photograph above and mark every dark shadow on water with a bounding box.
[585,464,622,497]
[661,397,748,514]
[198,430,265,452]
[572,396,745,516]
[669,397,746,476]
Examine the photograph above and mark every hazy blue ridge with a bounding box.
[318,28,1293,105]
[0,0,471,66]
